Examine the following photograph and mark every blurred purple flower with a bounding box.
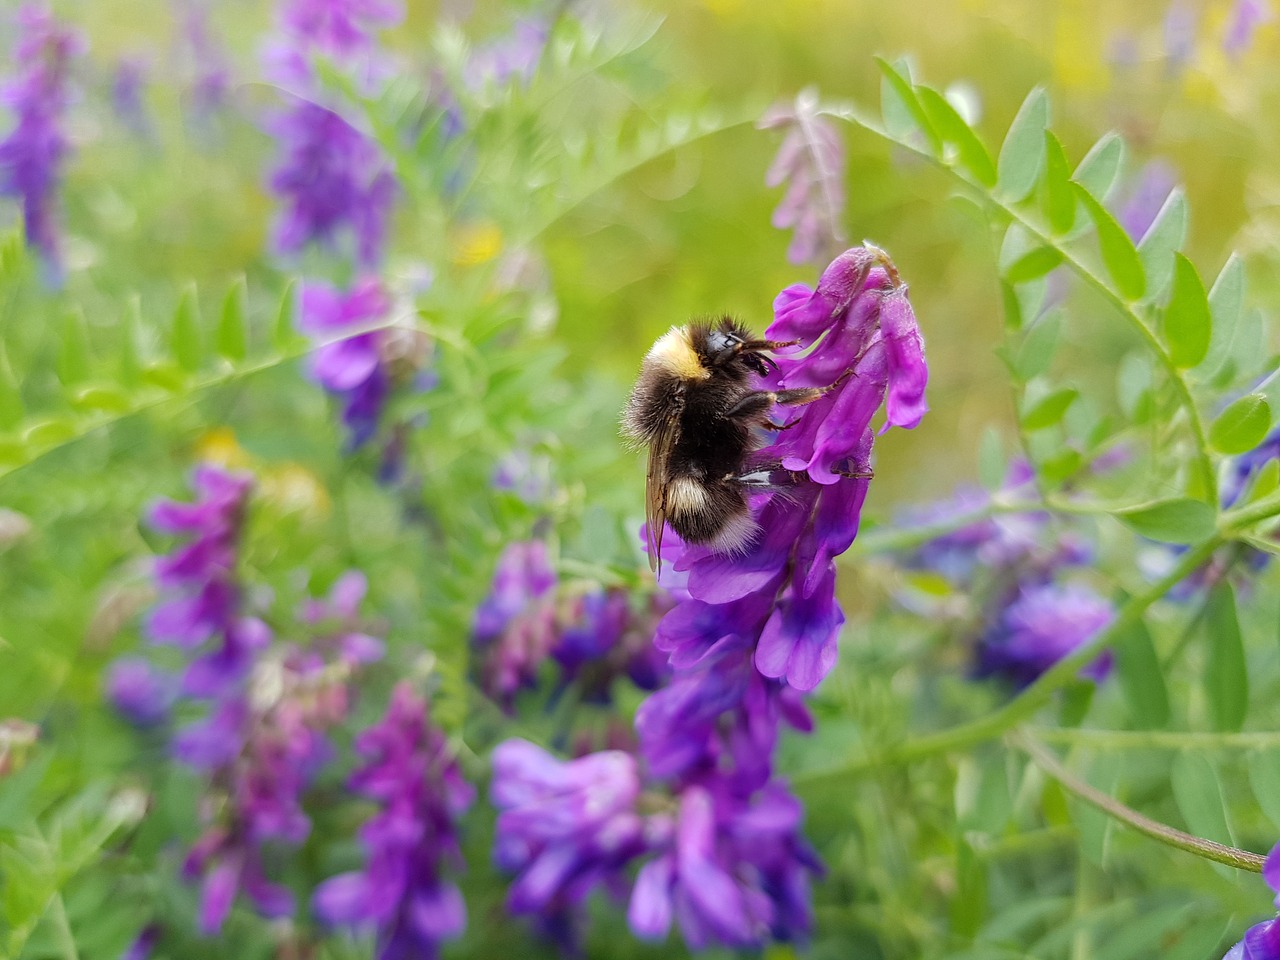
[464,18,548,91]
[119,924,160,960]
[299,569,386,664]
[628,779,821,949]
[1118,160,1179,243]
[313,682,473,960]
[975,582,1114,688]
[0,4,82,279]
[758,88,847,265]
[182,8,230,122]
[106,657,176,727]
[279,0,404,59]
[1223,841,1280,959]
[298,278,393,449]
[554,587,671,702]
[268,98,396,268]
[1224,0,1271,58]
[1164,0,1198,72]
[492,447,555,505]
[471,540,559,709]
[111,56,150,138]
[490,739,647,941]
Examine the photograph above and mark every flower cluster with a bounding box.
[109,466,384,934]
[758,89,847,265]
[895,464,1114,687]
[491,244,927,951]
[313,681,473,960]
[471,540,669,711]
[0,4,82,279]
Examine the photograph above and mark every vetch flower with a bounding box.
[975,582,1115,688]
[1223,841,1280,959]
[0,4,82,278]
[464,18,548,92]
[1118,160,1178,243]
[279,0,404,59]
[758,88,847,265]
[268,97,396,268]
[1224,0,1271,58]
[111,56,150,138]
[471,540,558,709]
[312,682,473,960]
[106,657,176,727]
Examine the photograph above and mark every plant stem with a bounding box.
[1030,726,1280,750]
[1013,730,1265,873]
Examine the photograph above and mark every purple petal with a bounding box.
[628,856,674,940]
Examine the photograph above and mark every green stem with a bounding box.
[827,104,1217,502]
[1013,731,1265,873]
[794,535,1222,790]
[1030,726,1280,750]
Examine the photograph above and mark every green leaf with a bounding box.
[1073,132,1125,199]
[1021,386,1078,430]
[273,281,299,351]
[1171,752,1234,844]
[1136,188,1187,301]
[1164,253,1212,368]
[950,837,988,938]
[1198,253,1247,377]
[1111,617,1169,728]
[1075,753,1121,867]
[997,86,1049,203]
[1073,184,1146,301]
[1113,498,1216,543]
[916,84,997,186]
[57,310,90,386]
[216,278,247,362]
[1017,312,1062,380]
[1165,919,1237,960]
[1004,246,1063,284]
[875,58,942,155]
[1116,351,1153,423]
[1246,459,1280,504]
[1040,131,1075,233]
[0,344,23,430]
[171,286,201,373]
[1248,749,1280,833]
[1209,393,1271,455]
[1204,581,1248,733]
[999,279,1024,331]
[978,426,1005,492]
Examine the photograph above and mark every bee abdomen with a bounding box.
[666,477,758,554]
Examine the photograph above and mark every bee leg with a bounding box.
[731,463,809,489]
[724,387,826,425]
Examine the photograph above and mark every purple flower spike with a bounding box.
[268,98,396,268]
[313,683,473,960]
[1224,0,1271,58]
[1223,841,1280,959]
[0,4,83,279]
[491,740,646,932]
[758,88,847,265]
[975,582,1115,688]
[280,0,404,59]
[464,18,549,91]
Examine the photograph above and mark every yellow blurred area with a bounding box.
[450,221,504,266]
[196,428,331,520]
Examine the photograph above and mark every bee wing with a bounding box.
[644,414,680,574]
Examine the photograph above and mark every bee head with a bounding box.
[695,318,775,379]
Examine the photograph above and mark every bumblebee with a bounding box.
[622,316,823,572]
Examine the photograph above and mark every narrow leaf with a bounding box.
[1074,184,1146,301]
[1021,386,1077,430]
[1073,132,1125,199]
[916,84,997,186]
[1017,312,1063,380]
[1005,246,1063,284]
[875,58,942,155]
[0,343,23,429]
[1136,188,1188,301]
[1209,393,1271,455]
[273,281,299,351]
[978,426,1004,491]
[1040,131,1075,233]
[1171,752,1234,844]
[216,278,247,362]
[1164,253,1212,368]
[1248,750,1280,834]
[171,286,201,374]
[1198,254,1247,377]
[1204,581,1248,732]
[997,87,1049,203]
[1111,617,1169,728]
[57,311,90,386]
[1114,498,1216,543]
[999,279,1023,331]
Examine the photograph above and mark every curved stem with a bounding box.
[826,104,1217,502]
[1030,727,1280,751]
[1013,730,1265,873]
